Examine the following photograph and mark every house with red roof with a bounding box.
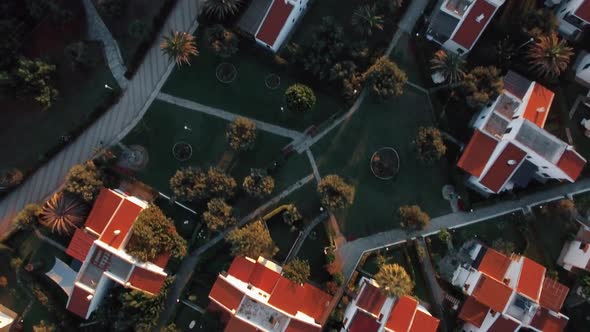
[426,0,505,55]
[555,0,590,40]
[340,277,440,332]
[558,225,590,273]
[207,256,332,331]
[62,188,169,319]
[453,244,570,332]
[457,71,586,195]
[237,0,310,52]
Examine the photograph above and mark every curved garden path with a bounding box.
[0,0,202,239]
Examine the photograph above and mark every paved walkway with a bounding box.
[33,228,67,252]
[285,211,329,262]
[0,0,202,239]
[305,149,321,182]
[81,0,128,88]
[339,178,590,279]
[157,92,304,140]
[416,238,447,331]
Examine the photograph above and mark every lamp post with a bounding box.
[104,84,113,90]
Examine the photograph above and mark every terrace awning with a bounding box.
[46,258,76,296]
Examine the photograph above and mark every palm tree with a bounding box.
[39,192,88,235]
[160,31,198,66]
[351,5,384,37]
[203,0,242,20]
[527,33,573,78]
[374,263,414,298]
[430,50,465,84]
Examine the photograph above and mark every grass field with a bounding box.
[296,222,331,285]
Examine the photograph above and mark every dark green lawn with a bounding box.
[451,212,527,252]
[296,221,331,285]
[266,214,299,264]
[312,90,450,237]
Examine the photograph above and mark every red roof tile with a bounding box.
[248,262,281,294]
[472,275,512,313]
[458,130,498,177]
[267,277,331,323]
[227,256,256,282]
[66,229,96,262]
[285,319,321,332]
[530,308,568,332]
[557,149,586,181]
[409,309,439,332]
[356,282,387,316]
[348,310,381,332]
[451,0,497,50]
[99,199,143,249]
[85,188,123,235]
[128,266,167,295]
[385,295,418,332]
[539,278,569,312]
[575,0,590,23]
[224,316,258,332]
[209,277,245,311]
[480,143,526,193]
[151,252,171,269]
[478,248,511,281]
[67,285,93,319]
[488,315,519,332]
[517,257,545,301]
[255,0,293,47]
[523,83,554,128]
[458,297,489,328]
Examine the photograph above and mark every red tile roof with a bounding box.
[457,130,498,177]
[385,295,417,332]
[458,297,489,328]
[66,229,96,262]
[516,257,545,301]
[539,278,569,312]
[209,277,244,311]
[248,262,281,294]
[224,316,258,332]
[451,0,497,50]
[557,149,586,181]
[356,282,387,317]
[268,277,331,322]
[128,266,167,295]
[530,308,568,332]
[67,285,93,319]
[488,315,519,332]
[523,83,554,128]
[151,252,171,269]
[472,275,512,313]
[348,310,381,332]
[85,188,123,235]
[99,199,143,249]
[408,309,440,332]
[575,0,590,23]
[480,143,526,193]
[478,248,511,281]
[255,0,294,47]
[285,319,321,332]
[227,256,256,282]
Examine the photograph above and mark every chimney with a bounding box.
[476,14,485,23]
[86,294,93,301]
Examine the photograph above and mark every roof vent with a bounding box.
[476,14,485,23]
[114,229,121,235]
[536,107,546,113]
[507,160,517,166]
[86,294,93,301]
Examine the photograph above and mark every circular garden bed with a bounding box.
[265,73,281,90]
[370,147,400,180]
[172,142,193,161]
[216,63,237,84]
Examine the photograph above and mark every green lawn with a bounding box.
[266,214,300,264]
[296,221,331,285]
[155,197,200,241]
[312,90,450,237]
[451,212,527,252]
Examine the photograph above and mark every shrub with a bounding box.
[13,57,58,110]
[317,175,355,209]
[363,57,407,99]
[398,205,430,229]
[461,66,503,109]
[285,84,316,113]
[415,127,446,163]
[282,258,311,284]
[64,161,103,202]
[226,117,256,151]
[14,203,42,230]
[205,24,239,58]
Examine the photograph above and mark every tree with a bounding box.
[161,324,180,332]
[64,161,103,202]
[128,20,149,39]
[126,205,187,261]
[363,57,407,99]
[527,33,573,78]
[399,205,430,229]
[202,198,236,232]
[170,167,236,201]
[581,276,590,298]
[282,204,302,226]
[285,84,316,113]
[39,192,88,235]
[351,5,384,37]
[14,203,42,230]
[552,199,575,220]
[437,228,453,250]
[317,175,355,209]
[0,168,23,188]
[160,31,198,66]
[430,50,465,84]
[282,258,311,284]
[522,9,558,38]
[203,167,237,199]
[329,61,363,102]
[374,263,414,298]
[226,117,257,151]
[0,276,7,287]
[414,127,446,163]
[65,41,97,71]
[461,66,503,109]
[203,0,242,20]
[205,24,239,58]
[33,321,55,332]
[226,220,278,258]
[492,239,515,256]
[13,57,58,110]
[119,277,172,331]
[242,170,275,199]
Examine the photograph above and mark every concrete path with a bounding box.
[416,238,447,331]
[33,228,67,252]
[285,211,329,262]
[339,177,590,279]
[0,0,202,239]
[181,299,205,314]
[306,149,321,182]
[157,93,304,140]
[81,0,128,88]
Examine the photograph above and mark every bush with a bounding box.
[14,203,42,230]
[13,57,58,110]
[205,24,239,58]
[243,170,274,199]
[363,57,407,99]
[317,175,355,209]
[285,84,316,113]
[202,198,236,232]
[226,117,257,151]
[226,220,278,258]
[415,126,446,163]
[170,167,236,201]
[461,66,503,109]
[64,161,103,202]
[398,205,430,229]
[282,258,311,284]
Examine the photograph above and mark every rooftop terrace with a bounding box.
[236,296,291,331]
[445,0,475,17]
